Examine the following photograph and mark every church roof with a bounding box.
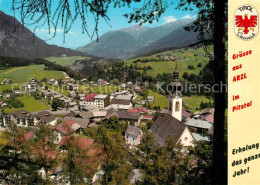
[150,114,188,146]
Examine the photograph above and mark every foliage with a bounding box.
[188,64,195,70]
[51,98,63,111]
[95,125,132,185]
[61,136,94,184]
[0,122,49,184]
[138,133,213,185]
[7,97,24,108]
[102,116,127,135]
[199,101,214,110]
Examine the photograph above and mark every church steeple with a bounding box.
[168,62,183,121]
[173,62,179,82]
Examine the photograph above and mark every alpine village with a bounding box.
[0,7,218,185]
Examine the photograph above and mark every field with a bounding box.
[135,90,212,112]
[147,90,169,109]
[0,84,14,93]
[124,47,210,78]
[183,96,213,112]
[46,84,69,96]
[4,95,51,113]
[45,56,90,66]
[75,85,123,95]
[0,65,65,83]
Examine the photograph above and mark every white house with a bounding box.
[125,125,143,145]
[8,110,35,127]
[94,94,110,109]
[34,111,57,126]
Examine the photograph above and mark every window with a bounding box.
[169,101,172,111]
[175,101,180,112]
[184,137,188,141]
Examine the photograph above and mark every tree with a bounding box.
[212,1,227,184]
[139,134,177,184]
[61,136,93,184]
[41,78,47,83]
[31,124,58,183]
[95,125,132,185]
[51,98,63,111]
[0,122,44,184]
[113,79,120,85]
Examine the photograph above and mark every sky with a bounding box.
[0,0,197,49]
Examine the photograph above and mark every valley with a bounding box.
[0,4,220,184]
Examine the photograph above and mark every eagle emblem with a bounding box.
[235,5,258,40]
[236,14,257,34]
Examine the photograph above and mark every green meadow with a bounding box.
[4,95,51,113]
[0,65,65,83]
[45,56,90,66]
[124,47,210,78]
[135,90,213,112]
[183,95,213,112]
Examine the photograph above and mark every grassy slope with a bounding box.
[0,84,13,93]
[45,56,90,66]
[135,90,212,112]
[124,47,209,77]
[0,65,64,83]
[77,85,123,95]
[4,95,51,113]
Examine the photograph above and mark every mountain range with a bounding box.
[0,11,89,59]
[0,10,199,60]
[77,19,199,59]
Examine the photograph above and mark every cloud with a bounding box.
[69,31,76,37]
[34,28,76,36]
[181,14,197,20]
[162,16,177,24]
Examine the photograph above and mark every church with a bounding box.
[150,64,194,147]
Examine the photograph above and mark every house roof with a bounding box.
[185,118,212,129]
[192,133,210,141]
[143,115,154,120]
[10,110,32,119]
[79,111,94,119]
[110,99,131,105]
[150,114,188,146]
[201,108,214,115]
[95,94,108,99]
[85,93,98,101]
[116,111,140,120]
[24,132,35,140]
[63,117,89,129]
[64,111,78,118]
[128,107,148,113]
[116,95,132,100]
[92,110,107,117]
[201,114,214,123]
[135,89,143,93]
[182,110,192,119]
[128,109,140,113]
[55,120,78,134]
[126,125,141,137]
[35,111,56,122]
